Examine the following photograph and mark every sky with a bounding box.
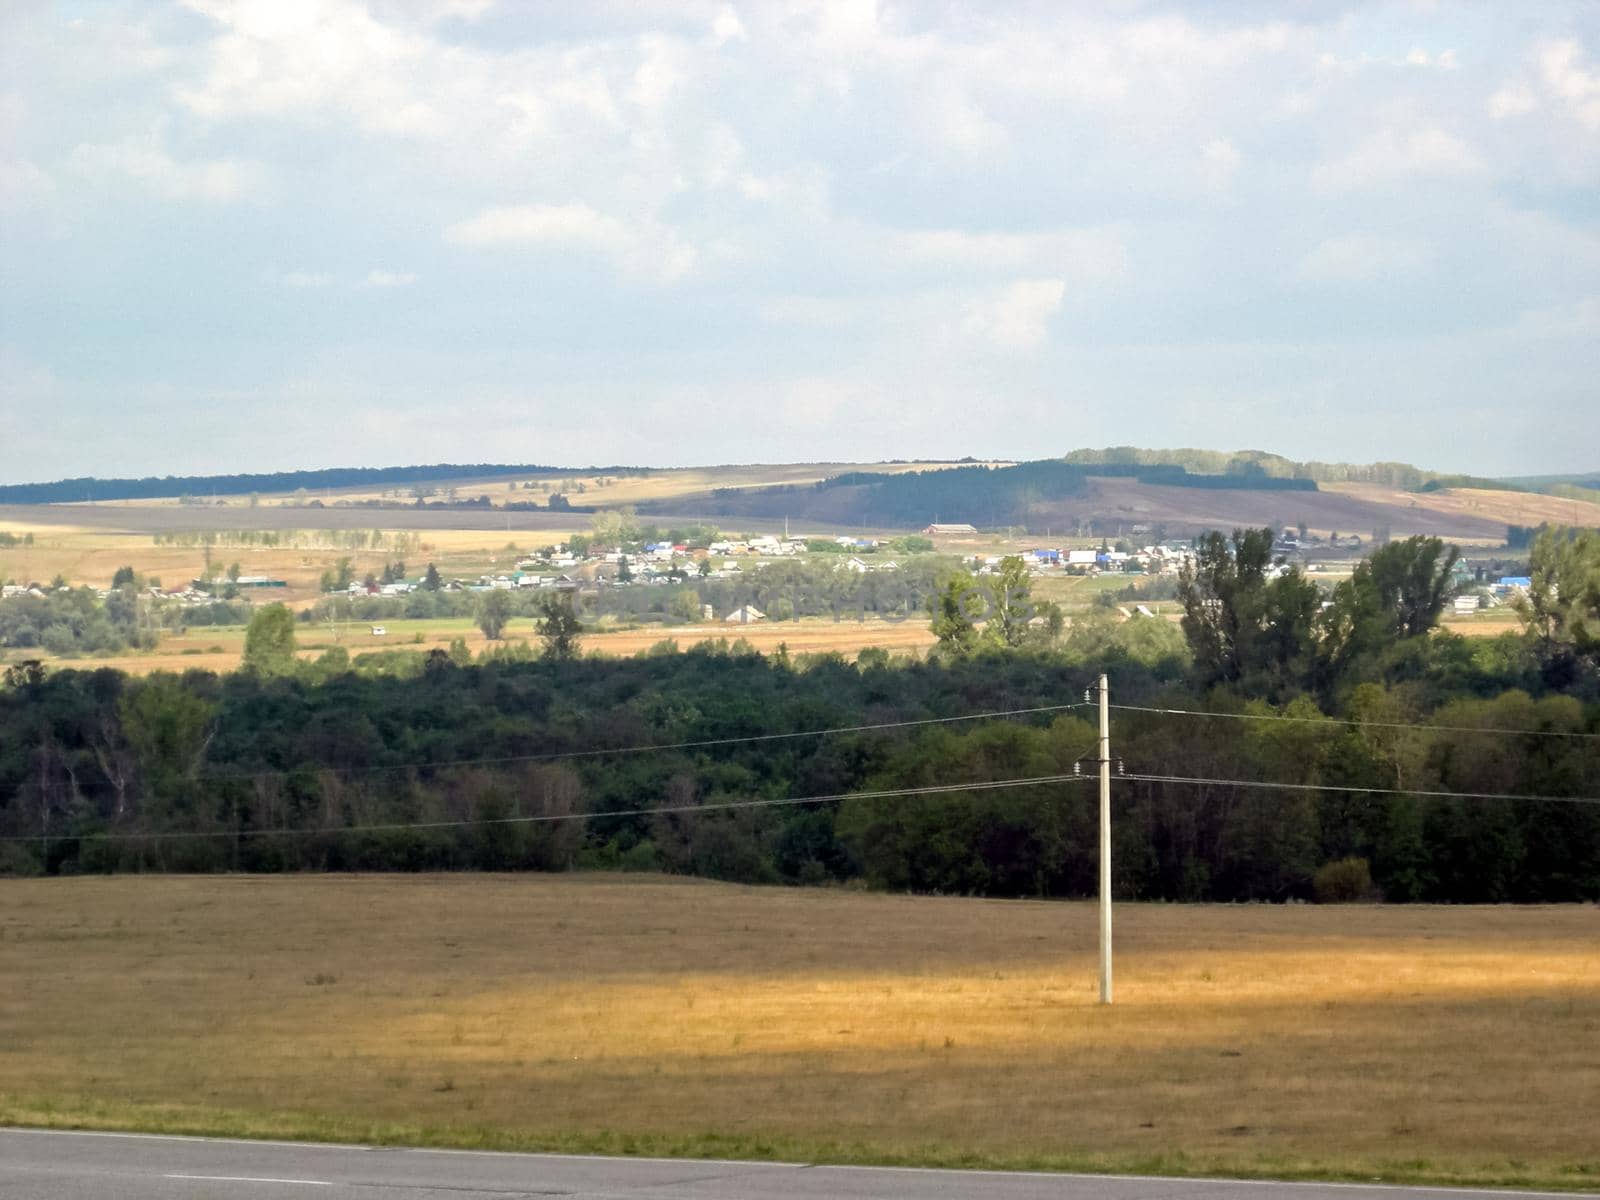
[1,0,1598,483]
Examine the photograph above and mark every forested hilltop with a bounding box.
[1061,447,1516,490]
[2,529,1597,902]
[0,463,597,505]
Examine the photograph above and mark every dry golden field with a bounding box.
[1,875,1596,1188]
[0,520,577,598]
[48,618,940,676]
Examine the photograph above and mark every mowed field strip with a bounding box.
[1,876,1596,1189]
[45,617,940,675]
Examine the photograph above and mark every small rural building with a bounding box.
[922,523,977,535]
[1453,595,1481,616]
[724,604,766,624]
[370,625,387,636]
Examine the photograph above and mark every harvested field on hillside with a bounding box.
[0,876,1595,1188]
[1063,481,1508,541]
[32,617,939,676]
[1386,484,1600,531]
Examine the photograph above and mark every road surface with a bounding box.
[1,1129,1589,1200]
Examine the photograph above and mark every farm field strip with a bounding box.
[0,876,1595,1189]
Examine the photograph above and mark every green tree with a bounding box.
[1179,528,1318,695]
[928,572,983,657]
[119,676,216,789]
[983,556,1033,648]
[536,593,583,659]
[669,589,702,623]
[1514,526,1600,682]
[477,589,513,640]
[1318,536,1460,692]
[111,566,137,589]
[422,563,443,592]
[242,603,297,674]
[590,507,639,548]
[617,555,633,583]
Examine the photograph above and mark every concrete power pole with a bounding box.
[1098,672,1113,1005]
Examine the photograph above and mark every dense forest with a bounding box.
[2,529,1596,901]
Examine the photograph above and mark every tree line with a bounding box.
[0,464,613,505]
[1,527,1595,900]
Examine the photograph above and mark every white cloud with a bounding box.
[1538,39,1600,131]
[0,158,55,210]
[1484,39,1600,131]
[1505,296,1600,340]
[890,227,1127,283]
[1488,84,1539,119]
[1201,137,1241,187]
[961,279,1065,351]
[444,203,697,283]
[1404,49,1458,70]
[68,134,265,202]
[1312,126,1484,191]
[276,269,334,288]
[176,0,443,137]
[362,269,417,288]
[1298,234,1431,284]
[711,5,746,46]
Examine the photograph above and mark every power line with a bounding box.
[1109,703,1600,740]
[3,773,1091,845]
[187,701,1092,784]
[1124,772,1600,806]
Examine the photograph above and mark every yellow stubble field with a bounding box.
[0,875,1595,1188]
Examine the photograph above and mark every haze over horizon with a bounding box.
[3,1,1598,483]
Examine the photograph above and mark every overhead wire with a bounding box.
[1108,703,1600,740]
[3,773,1091,844]
[188,701,1093,784]
[1123,772,1600,806]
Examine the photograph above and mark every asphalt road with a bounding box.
[0,1130,1589,1200]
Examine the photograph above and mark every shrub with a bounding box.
[1314,857,1375,903]
[0,842,43,877]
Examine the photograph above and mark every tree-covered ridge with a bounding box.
[0,463,612,505]
[1063,447,1516,491]
[688,460,1315,527]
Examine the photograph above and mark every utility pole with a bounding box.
[1098,671,1113,1005]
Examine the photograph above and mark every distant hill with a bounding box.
[0,463,596,505]
[652,459,1314,528]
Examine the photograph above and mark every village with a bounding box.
[0,520,1537,618]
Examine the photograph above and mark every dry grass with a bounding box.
[0,520,578,598]
[35,617,938,676]
[1,875,1596,1187]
